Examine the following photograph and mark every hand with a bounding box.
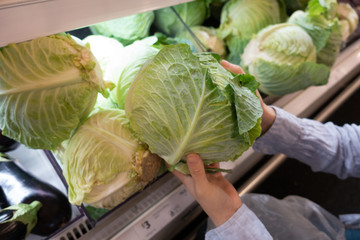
[171,153,242,227]
[220,60,276,134]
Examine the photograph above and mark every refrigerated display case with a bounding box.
[1,1,360,239]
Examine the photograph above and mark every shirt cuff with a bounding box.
[205,204,272,240]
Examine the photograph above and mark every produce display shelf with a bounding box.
[0,0,193,47]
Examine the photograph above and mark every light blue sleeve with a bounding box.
[205,204,273,240]
[253,106,360,179]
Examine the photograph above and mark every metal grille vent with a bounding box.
[56,218,93,240]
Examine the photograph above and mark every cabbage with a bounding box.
[125,44,262,173]
[104,37,160,109]
[176,26,227,57]
[63,109,162,208]
[154,0,211,36]
[89,11,154,46]
[0,34,106,150]
[83,35,124,75]
[288,0,342,67]
[337,2,359,42]
[242,23,330,96]
[218,0,287,65]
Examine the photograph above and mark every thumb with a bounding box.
[186,154,208,189]
[220,60,245,74]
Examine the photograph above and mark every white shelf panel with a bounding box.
[0,0,193,47]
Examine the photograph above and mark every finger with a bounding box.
[186,153,208,189]
[220,60,245,74]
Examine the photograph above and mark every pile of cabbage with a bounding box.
[0,33,262,209]
[88,0,358,97]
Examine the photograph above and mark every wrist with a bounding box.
[209,200,242,227]
[261,105,276,134]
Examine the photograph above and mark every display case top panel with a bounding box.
[0,0,193,47]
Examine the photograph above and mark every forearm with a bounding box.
[253,106,360,179]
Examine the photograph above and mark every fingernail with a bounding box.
[186,153,199,164]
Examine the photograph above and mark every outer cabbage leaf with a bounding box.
[125,44,262,170]
[154,0,211,36]
[196,52,262,136]
[0,34,105,150]
[288,10,332,51]
[316,20,342,67]
[63,109,161,208]
[306,0,338,19]
[89,11,154,46]
[242,23,330,96]
[218,0,286,65]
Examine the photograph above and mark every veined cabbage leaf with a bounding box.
[218,0,287,65]
[242,23,330,96]
[125,44,262,172]
[0,34,106,150]
[89,11,155,46]
[63,109,162,208]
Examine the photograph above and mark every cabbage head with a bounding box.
[176,26,227,57]
[337,2,359,42]
[125,44,262,173]
[288,0,342,67]
[63,109,162,209]
[0,34,106,150]
[242,23,330,96]
[89,11,154,46]
[154,0,211,36]
[83,35,124,75]
[218,0,287,65]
